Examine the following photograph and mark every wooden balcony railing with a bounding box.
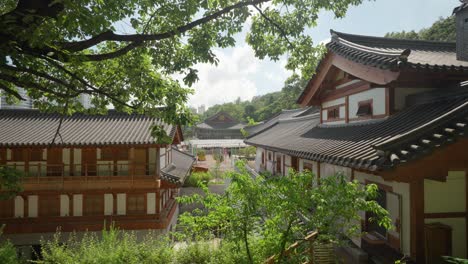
[265,231,318,264]
[4,162,158,178]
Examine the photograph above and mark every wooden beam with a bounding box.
[410,179,425,263]
[332,54,400,85]
[299,53,335,107]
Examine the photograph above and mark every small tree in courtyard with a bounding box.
[177,161,391,263]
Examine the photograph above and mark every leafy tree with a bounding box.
[385,16,455,42]
[0,166,24,200]
[177,161,391,263]
[1,0,364,125]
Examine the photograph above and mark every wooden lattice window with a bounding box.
[127,194,145,215]
[303,162,313,172]
[39,195,60,217]
[84,195,104,216]
[268,152,272,161]
[327,107,340,120]
[261,152,265,165]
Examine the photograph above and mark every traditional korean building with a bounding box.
[194,111,245,139]
[0,109,195,251]
[245,10,468,264]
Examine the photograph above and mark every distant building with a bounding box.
[194,111,245,139]
[0,88,33,109]
[1,89,92,109]
[189,106,197,114]
[197,105,205,115]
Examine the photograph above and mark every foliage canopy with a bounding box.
[1,0,363,126]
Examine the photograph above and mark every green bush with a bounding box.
[185,172,213,187]
[38,228,173,264]
[213,152,224,163]
[197,150,206,161]
[0,240,20,264]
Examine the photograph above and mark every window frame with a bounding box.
[356,99,373,117]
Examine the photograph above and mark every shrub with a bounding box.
[185,172,213,187]
[213,152,224,163]
[0,240,20,264]
[39,228,173,264]
[197,150,206,161]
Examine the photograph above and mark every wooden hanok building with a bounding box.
[246,26,468,263]
[194,111,245,139]
[0,110,195,247]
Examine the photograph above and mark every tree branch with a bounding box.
[0,73,74,98]
[41,56,138,109]
[58,0,272,52]
[253,5,295,49]
[0,82,26,101]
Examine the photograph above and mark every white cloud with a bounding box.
[187,45,262,107]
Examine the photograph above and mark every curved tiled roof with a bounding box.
[243,107,313,136]
[246,91,468,171]
[0,109,175,147]
[328,30,468,72]
[161,147,195,185]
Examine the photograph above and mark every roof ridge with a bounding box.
[330,29,456,50]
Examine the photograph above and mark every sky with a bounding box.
[187,0,461,108]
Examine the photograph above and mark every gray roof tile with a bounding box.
[0,109,175,147]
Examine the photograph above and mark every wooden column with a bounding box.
[410,179,425,263]
[345,96,349,123]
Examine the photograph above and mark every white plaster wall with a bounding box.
[322,97,346,108]
[336,80,361,89]
[160,147,166,166]
[254,147,264,172]
[266,151,274,173]
[14,196,24,218]
[425,218,466,258]
[424,171,466,213]
[320,163,352,180]
[283,155,292,176]
[73,194,83,216]
[348,88,386,120]
[322,110,328,121]
[96,148,101,159]
[104,194,113,215]
[74,149,82,175]
[60,195,69,216]
[339,106,346,118]
[28,195,38,218]
[147,193,156,214]
[394,88,434,111]
[117,193,126,215]
[6,149,11,160]
[354,171,411,256]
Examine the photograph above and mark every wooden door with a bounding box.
[291,156,299,172]
[47,148,63,176]
[133,148,147,176]
[276,156,281,175]
[82,148,97,176]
